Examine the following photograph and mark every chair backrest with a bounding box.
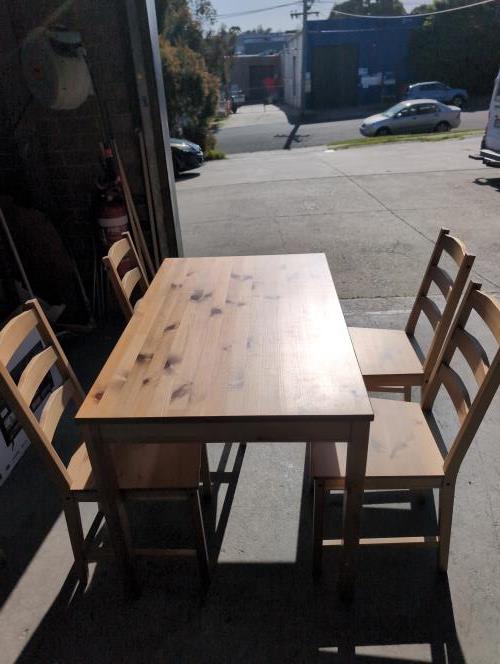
[422,282,500,481]
[103,231,149,321]
[405,228,475,380]
[0,299,86,494]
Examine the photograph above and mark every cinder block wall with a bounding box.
[0,0,147,306]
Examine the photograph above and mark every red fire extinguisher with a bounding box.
[95,144,133,276]
[97,196,133,277]
[97,198,128,250]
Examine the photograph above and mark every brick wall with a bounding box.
[0,0,148,312]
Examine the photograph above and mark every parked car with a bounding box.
[229,84,245,113]
[359,100,461,137]
[404,81,468,108]
[170,138,203,175]
[472,69,500,167]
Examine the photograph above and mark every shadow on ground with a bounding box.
[278,96,490,128]
[275,123,311,150]
[277,103,382,127]
[14,486,465,663]
[175,172,201,182]
[0,322,122,612]
[474,176,500,193]
[1,324,466,663]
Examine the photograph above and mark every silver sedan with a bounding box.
[360,99,461,137]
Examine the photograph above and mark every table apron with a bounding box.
[82,419,367,444]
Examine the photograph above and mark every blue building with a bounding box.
[282,17,422,109]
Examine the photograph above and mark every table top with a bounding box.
[76,254,373,425]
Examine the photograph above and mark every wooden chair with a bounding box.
[311,282,499,575]
[103,231,149,321]
[0,299,212,587]
[349,228,475,398]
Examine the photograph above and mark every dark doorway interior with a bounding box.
[311,44,359,109]
[249,64,277,102]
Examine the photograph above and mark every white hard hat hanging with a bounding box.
[21,26,93,110]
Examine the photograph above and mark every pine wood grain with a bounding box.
[77,254,373,430]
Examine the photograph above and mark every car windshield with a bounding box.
[382,102,408,117]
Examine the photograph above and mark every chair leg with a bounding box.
[191,490,210,588]
[438,481,456,573]
[201,443,212,501]
[63,498,89,588]
[313,479,325,577]
[404,386,412,402]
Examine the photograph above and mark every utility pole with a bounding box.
[291,0,319,118]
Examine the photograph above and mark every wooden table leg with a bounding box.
[339,420,370,598]
[85,425,139,598]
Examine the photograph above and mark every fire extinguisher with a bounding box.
[97,196,129,250]
[95,142,134,276]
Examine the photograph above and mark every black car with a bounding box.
[170,138,203,175]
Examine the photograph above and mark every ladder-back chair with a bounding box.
[312,282,499,574]
[0,299,211,587]
[103,231,149,321]
[349,228,475,398]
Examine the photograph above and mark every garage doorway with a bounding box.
[311,44,359,109]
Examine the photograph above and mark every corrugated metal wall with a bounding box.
[306,17,422,109]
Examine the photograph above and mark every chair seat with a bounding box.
[311,398,445,489]
[68,442,202,493]
[348,327,424,388]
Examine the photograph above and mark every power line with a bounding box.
[216,0,496,21]
[317,0,497,19]
[217,1,301,19]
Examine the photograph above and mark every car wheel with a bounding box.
[375,127,391,137]
[451,95,465,108]
[435,121,451,133]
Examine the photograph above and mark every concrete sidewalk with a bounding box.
[178,137,500,299]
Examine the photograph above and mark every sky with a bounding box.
[212,0,425,32]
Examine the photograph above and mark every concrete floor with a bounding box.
[1,138,499,663]
[178,137,500,300]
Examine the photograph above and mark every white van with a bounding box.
[478,69,500,166]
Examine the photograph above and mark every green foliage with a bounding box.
[245,26,273,33]
[202,25,240,86]
[156,0,228,151]
[328,128,482,149]
[156,0,210,50]
[155,0,242,149]
[204,148,227,160]
[159,37,219,149]
[330,0,406,18]
[408,0,500,95]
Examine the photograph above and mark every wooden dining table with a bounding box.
[76,253,373,594]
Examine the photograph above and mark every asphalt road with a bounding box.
[216,103,489,154]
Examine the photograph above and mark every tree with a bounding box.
[408,0,500,95]
[329,0,406,18]
[156,0,214,51]
[155,0,220,149]
[159,38,219,145]
[155,1,243,148]
[244,26,274,33]
[202,25,240,87]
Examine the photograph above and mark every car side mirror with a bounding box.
[395,112,402,118]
